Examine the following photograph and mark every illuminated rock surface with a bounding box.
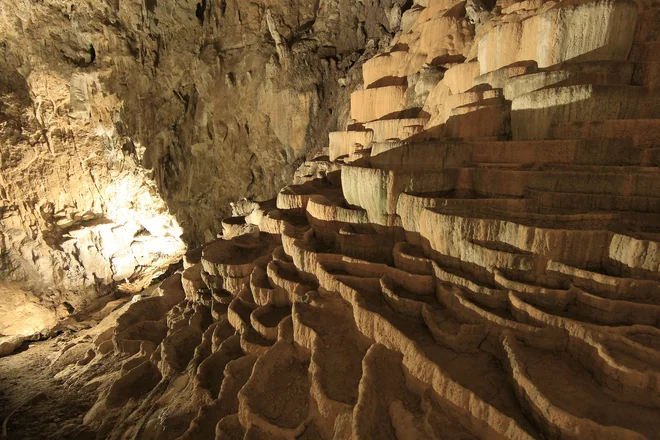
[0,0,406,336]
[1,0,660,439]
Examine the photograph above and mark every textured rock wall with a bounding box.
[0,0,408,333]
[2,0,658,439]
[72,0,406,244]
[0,12,186,334]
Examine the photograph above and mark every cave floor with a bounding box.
[0,337,97,440]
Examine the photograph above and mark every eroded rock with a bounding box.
[2,0,660,439]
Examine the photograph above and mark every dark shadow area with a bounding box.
[196,0,207,25]
[367,75,408,89]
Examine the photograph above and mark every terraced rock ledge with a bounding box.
[2,0,660,438]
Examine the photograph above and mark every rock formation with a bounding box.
[2,0,660,439]
[0,0,406,336]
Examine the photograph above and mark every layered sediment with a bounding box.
[2,0,660,438]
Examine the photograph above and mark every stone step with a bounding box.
[362,50,426,88]
[419,208,606,274]
[250,305,291,341]
[293,298,369,416]
[328,130,372,161]
[511,84,660,140]
[504,61,635,100]
[423,203,624,232]
[363,118,427,143]
[443,61,480,94]
[477,0,637,74]
[526,188,660,214]
[334,123,429,160]
[545,260,660,305]
[469,168,660,199]
[369,139,645,170]
[276,180,343,211]
[398,14,472,67]
[501,331,659,440]
[473,60,538,89]
[350,85,407,123]
[549,119,660,149]
[341,165,660,223]
[547,60,635,83]
[445,103,510,139]
[238,340,310,430]
[449,99,506,116]
[446,87,504,111]
[397,192,532,235]
[537,164,660,174]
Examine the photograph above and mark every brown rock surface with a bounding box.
[2,0,660,439]
[0,0,408,337]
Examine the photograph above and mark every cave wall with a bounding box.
[0,0,408,333]
[107,0,409,244]
[0,37,186,333]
